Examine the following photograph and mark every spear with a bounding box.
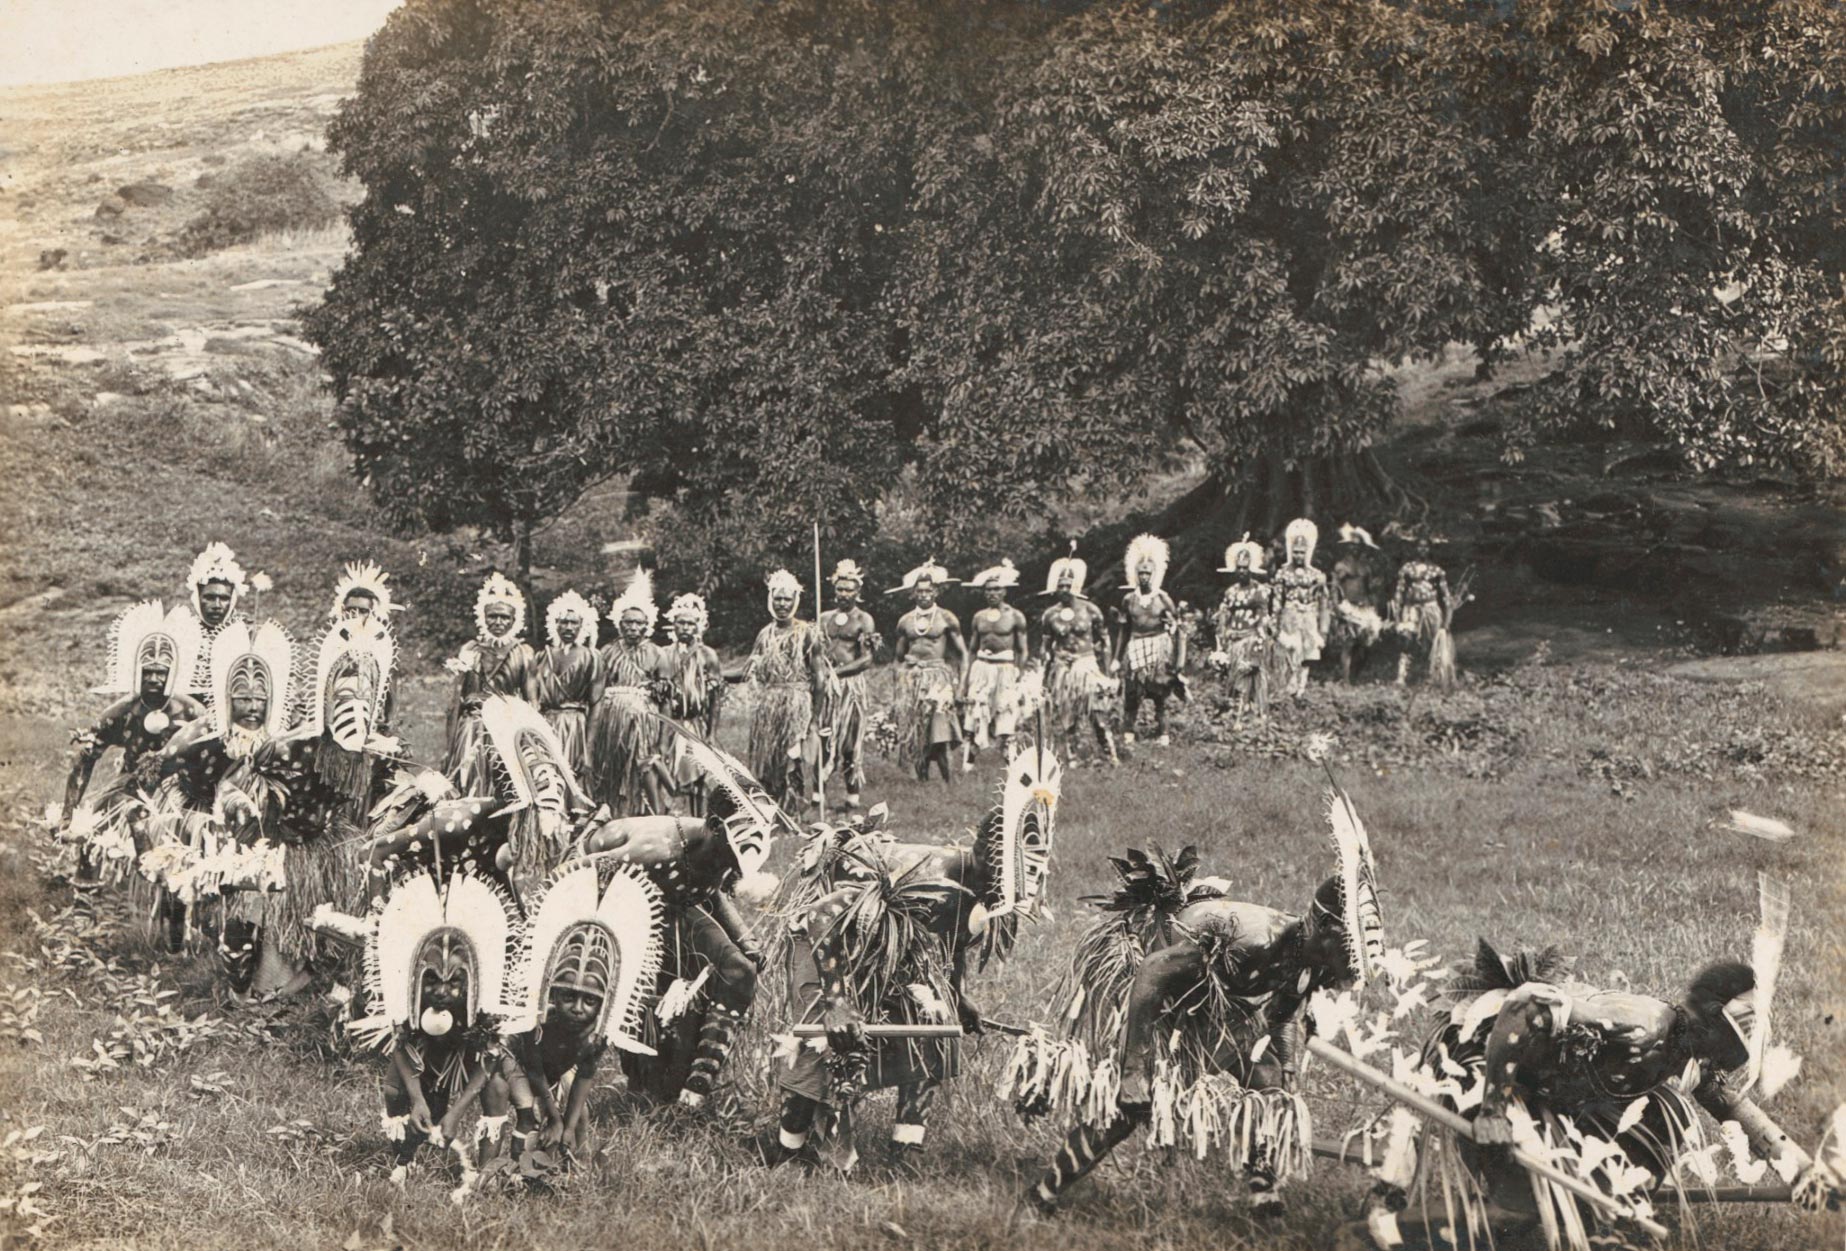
[1306,1037,1670,1239]
[813,519,827,820]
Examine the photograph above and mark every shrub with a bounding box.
[173,154,339,256]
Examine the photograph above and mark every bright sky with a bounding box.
[0,0,402,87]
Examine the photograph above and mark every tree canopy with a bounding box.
[307,0,1845,613]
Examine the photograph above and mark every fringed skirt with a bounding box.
[894,662,960,766]
[1124,633,1174,696]
[748,682,813,804]
[829,674,869,787]
[543,705,591,783]
[446,711,493,796]
[588,689,657,816]
[963,658,1020,745]
[1276,604,1325,663]
[270,831,367,963]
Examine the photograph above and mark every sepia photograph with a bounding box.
[0,2,1841,1248]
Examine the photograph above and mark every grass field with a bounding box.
[0,666,1841,1251]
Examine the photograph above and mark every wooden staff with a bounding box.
[791,1023,963,1039]
[1307,1037,1670,1239]
[813,520,827,819]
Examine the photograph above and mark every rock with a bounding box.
[195,173,217,190]
[93,196,126,219]
[99,233,124,245]
[36,248,67,271]
[116,181,174,207]
[85,172,102,183]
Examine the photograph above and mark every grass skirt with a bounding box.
[748,683,812,805]
[588,690,657,816]
[895,662,960,767]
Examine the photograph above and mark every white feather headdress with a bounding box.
[95,600,202,697]
[509,860,664,1053]
[544,590,596,648]
[1043,542,1088,597]
[209,619,295,738]
[610,569,658,632]
[350,867,523,1047]
[765,568,803,613]
[300,616,395,747]
[884,561,953,596]
[971,558,1021,590]
[480,695,589,813]
[1219,534,1265,574]
[1123,534,1170,592]
[330,560,398,622]
[1337,523,1378,550]
[989,743,1061,920]
[187,542,246,615]
[474,572,527,639]
[665,725,790,882]
[666,592,709,633]
[1284,518,1320,565]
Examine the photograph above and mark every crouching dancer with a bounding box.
[761,746,1060,1173]
[1012,787,1385,1218]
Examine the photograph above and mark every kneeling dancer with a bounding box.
[764,746,1060,1172]
[1013,789,1384,1217]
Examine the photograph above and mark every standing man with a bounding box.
[961,559,1029,770]
[444,572,538,793]
[663,592,724,739]
[1391,536,1454,687]
[1114,534,1183,748]
[1038,548,1117,767]
[738,569,835,812]
[182,542,251,708]
[821,561,879,809]
[1210,538,1276,726]
[589,571,671,816]
[329,560,400,627]
[1271,519,1331,699]
[1327,526,1387,684]
[536,590,600,782]
[888,562,965,784]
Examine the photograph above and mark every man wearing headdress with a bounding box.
[230,614,401,989]
[663,593,724,740]
[1391,536,1454,688]
[1350,943,1837,1249]
[535,591,599,782]
[737,570,835,812]
[58,602,206,881]
[146,620,297,961]
[961,559,1030,769]
[1209,538,1276,725]
[1114,534,1184,748]
[1328,525,1388,684]
[1037,548,1118,767]
[444,573,537,794]
[1012,785,1385,1219]
[328,561,400,730]
[1272,519,1331,699]
[762,746,1060,1174]
[590,571,672,816]
[821,561,879,809]
[180,542,253,708]
[889,563,966,784]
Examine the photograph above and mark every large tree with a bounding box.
[310,0,1844,611]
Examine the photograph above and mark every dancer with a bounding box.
[889,562,965,783]
[588,571,670,816]
[738,569,835,812]
[1272,519,1331,699]
[1114,535,1182,747]
[1209,537,1276,725]
[1038,547,1117,767]
[444,573,537,792]
[536,590,599,782]
[1391,537,1454,688]
[820,561,879,808]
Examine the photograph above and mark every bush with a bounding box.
[173,154,339,256]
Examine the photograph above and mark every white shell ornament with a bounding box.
[420,1007,455,1036]
[143,709,171,734]
[834,612,850,626]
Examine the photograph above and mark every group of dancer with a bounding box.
[49,539,1838,1247]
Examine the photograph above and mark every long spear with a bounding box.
[813,519,827,820]
[1306,1037,1670,1239]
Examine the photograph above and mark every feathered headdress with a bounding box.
[329,560,398,623]
[986,742,1061,922]
[1337,523,1377,550]
[95,600,202,697]
[1284,518,1319,565]
[610,569,658,632]
[300,616,395,751]
[1218,534,1265,574]
[830,560,867,586]
[1123,534,1169,592]
[187,542,246,615]
[665,724,790,891]
[209,619,295,738]
[1043,542,1088,597]
[765,568,803,613]
[1322,780,1385,986]
[474,572,527,639]
[509,860,664,1053]
[666,592,709,634]
[544,590,596,648]
[970,558,1021,590]
[350,867,522,1049]
[885,561,954,596]
[480,694,590,895]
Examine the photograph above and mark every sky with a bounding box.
[0,0,403,87]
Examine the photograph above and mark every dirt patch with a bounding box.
[1664,651,1846,715]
